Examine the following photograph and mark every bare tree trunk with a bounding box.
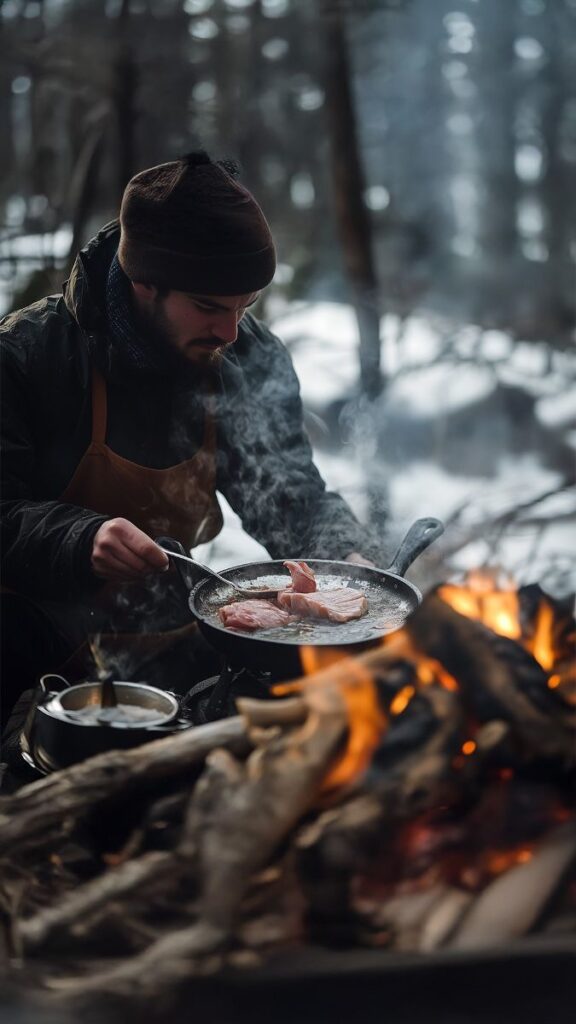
[539,12,575,338]
[66,112,108,272]
[113,0,137,201]
[475,0,518,261]
[319,0,382,399]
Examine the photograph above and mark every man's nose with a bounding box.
[213,313,238,345]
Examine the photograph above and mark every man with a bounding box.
[1,151,381,729]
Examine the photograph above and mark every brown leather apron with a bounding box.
[61,366,223,548]
[36,365,224,680]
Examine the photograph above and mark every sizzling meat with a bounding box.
[219,599,295,632]
[277,587,368,623]
[283,560,317,593]
[218,562,368,632]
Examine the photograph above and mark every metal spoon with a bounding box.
[99,669,118,709]
[161,548,284,600]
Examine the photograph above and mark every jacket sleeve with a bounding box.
[216,319,384,563]
[0,339,108,599]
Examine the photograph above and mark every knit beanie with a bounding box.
[118,151,276,295]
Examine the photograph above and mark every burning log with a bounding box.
[405,591,574,762]
[372,684,466,816]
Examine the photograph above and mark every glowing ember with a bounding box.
[461,740,477,756]
[485,846,534,876]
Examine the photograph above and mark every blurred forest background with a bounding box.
[1,0,575,593]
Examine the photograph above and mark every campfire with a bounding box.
[0,573,574,1015]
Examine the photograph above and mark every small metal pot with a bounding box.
[21,674,191,773]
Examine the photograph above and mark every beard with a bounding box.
[133,298,225,376]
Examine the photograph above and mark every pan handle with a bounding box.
[386,517,444,578]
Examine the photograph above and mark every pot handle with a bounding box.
[146,718,194,734]
[386,517,444,577]
[21,674,71,759]
[39,673,72,694]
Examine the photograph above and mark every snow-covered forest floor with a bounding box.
[197,301,576,600]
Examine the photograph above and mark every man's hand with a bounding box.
[91,519,169,581]
[344,551,377,568]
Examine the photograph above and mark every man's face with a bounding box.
[132,284,260,365]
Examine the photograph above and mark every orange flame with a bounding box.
[299,646,349,675]
[390,685,415,716]
[439,571,569,683]
[274,648,387,791]
[381,630,460,692]
[526,599,556,673]
[416,656,460,692]
[439,574,521,641]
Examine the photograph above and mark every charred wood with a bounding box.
[372,686,466,818]
[296,795,385,945]
[406,593,574,761]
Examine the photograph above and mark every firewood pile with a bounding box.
[0,578,574,1017]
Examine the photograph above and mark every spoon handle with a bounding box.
[163,548,239,590]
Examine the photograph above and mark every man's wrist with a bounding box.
[343,551,376,568]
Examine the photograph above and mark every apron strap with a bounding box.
[203,406,217,453]
[202,377,218,453]
[91,367,108,445]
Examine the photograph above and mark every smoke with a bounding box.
[86,565,194,684]
[208,324,385,565]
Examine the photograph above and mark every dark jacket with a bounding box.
[1,222,381,600]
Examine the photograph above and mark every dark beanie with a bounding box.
[118,151,276,295]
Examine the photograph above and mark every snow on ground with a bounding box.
[537,388,576,429]
[272,300,576,418]
[0,225,72,261]
[385,363,495,417]
[0,224,72,317]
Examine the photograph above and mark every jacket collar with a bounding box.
[63,221,120,330]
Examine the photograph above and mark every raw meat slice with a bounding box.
[219,599,294,632]
[283,560,317,593]
[277,587,368,623]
